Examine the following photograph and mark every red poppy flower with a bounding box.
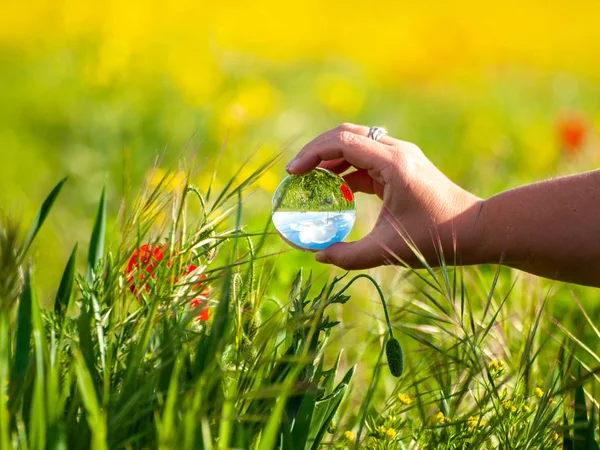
[557,111,588,156]
[194,308,209,322]
[125,245,210,322]
[341,184,353,202]
[125,243,167,294]
[180,265,210,322]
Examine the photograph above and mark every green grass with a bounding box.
[0,166,362,449]
[272,168,355,213]
[1,163,600,449]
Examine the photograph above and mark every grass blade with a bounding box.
[158,355,183,449]
[54,243,78,317]
[11,266,33,389]
[0,313,10,449]
[86,184,106,282]
[21,177,67,258]
[74,351,107,450]
[309,366,354,450]
[30,272,47,449]
[574,378,589,450]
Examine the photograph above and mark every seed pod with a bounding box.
[386,337,404,378]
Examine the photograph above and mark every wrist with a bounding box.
[452,195,487,266]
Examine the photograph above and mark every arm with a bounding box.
[286,123,600,288]
[471,171,600,287]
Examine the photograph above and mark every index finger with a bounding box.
[286,124,391,174]
[317,158,351,174]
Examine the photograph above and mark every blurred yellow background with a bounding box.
[1,0,600,296]
[5,0,600,80]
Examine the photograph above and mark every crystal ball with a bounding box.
[271,168,356,251]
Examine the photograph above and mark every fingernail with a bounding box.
[285,158,299,173]
[315,252,330,264]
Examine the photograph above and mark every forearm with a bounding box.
[468,169,600,287]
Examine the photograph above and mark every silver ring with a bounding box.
[368,126,387,142]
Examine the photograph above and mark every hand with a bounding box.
[285,123,483,270]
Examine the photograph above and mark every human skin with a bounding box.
[285,123,600,288]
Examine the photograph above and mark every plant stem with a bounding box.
[335,273,395,339]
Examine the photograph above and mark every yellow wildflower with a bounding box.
[534,388,557,404]
[535,388,545,398]
[397,393,412,405]
[551,431,559,440]
[502,400,517,413]
[344,431,355,442]
[523,404,532,413]
[431,411,451,425]
[489,359,505,373]
[374,425,387,438]
[385,428,396,439]
[466,416,486,431]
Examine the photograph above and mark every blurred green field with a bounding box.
[4,53,600,297]
[2,2,600,447]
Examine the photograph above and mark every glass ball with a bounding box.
[271,168,356,251]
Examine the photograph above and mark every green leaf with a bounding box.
[588,402,600,450]
[319,318,339,330]
[0,314,11,450]
[54,243,78,317]
[563,412,573,450]
[86,184,106,282]
[21,177,67,258]
[290,386,317,448]
[288,270,303,309]
[329,294,350,305]
[308,366,355,450]
[74,351,107,450]
[90,293,106,371]
[322,352,341,396]
[11,266,33,387]
[30,276,47,449]
[291,353,344,449]
[77,304,98,391]
[313,358,324,387]
[298,271,313,308]
[281,418,296,450]
[158,355,184,448]
[233,424,252,450]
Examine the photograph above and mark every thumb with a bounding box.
[315,231,387,270]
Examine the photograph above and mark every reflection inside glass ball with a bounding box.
[271,168,356,251]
